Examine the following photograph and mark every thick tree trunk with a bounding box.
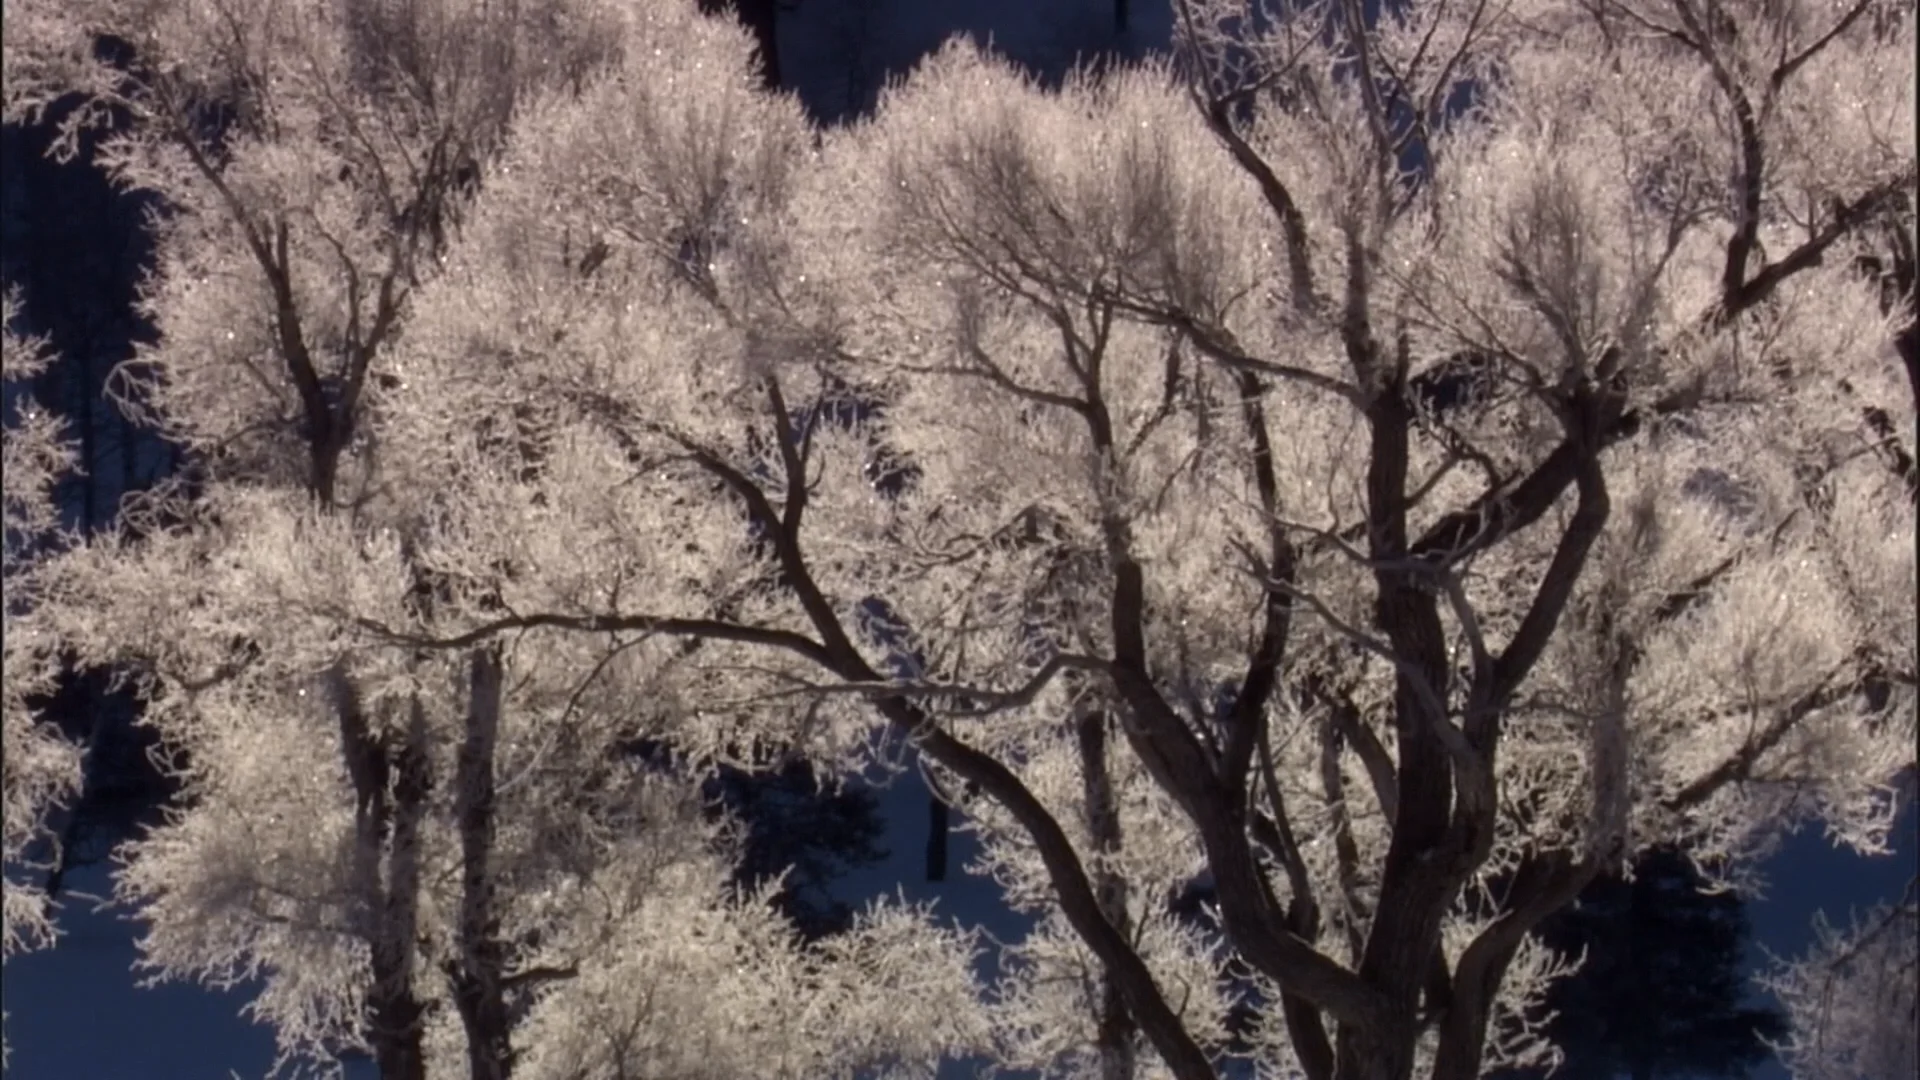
[1078,710,1137,1080]
[373,699,434,1080]
[1346,388,1461,1080]
[926,789,949,881]
[448,646,513,1080]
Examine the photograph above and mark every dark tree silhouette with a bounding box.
[710,759,889,939]
[1503,846,1787,1080]
[614,737,889,941]
[5,42,179,903]
[22,665,176,900]
[1169,847,1786,1079]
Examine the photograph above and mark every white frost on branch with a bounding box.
[1760,879,1918,1080]
[1,288,83,1064]
[3,0,1914,1077]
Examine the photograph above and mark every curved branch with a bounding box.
[1668,0,1767,309]
[1254,718,1336,1080]
[1766,0,1880,97]
[1482,451,1610,718]
[1221,369,1299,796]
[1111,300,1365,408]
[713,651,1110,718]
[1318,707,1372,965]
[1190,91,1318,313]
[348,612,839,669]
[1713,174,1918,327]
[1660,667,1856,814]
[907,717,1223,1079]
[1431,850,1595,1080]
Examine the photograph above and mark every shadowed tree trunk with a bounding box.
[447,645,513,1080]
[1079,709,1138,1080]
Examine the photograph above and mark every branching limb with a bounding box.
[1660,666,1859,814]
[700,652,1111,719]
[1221,369,1299,797]
[1768,0,1879,94]
[1711,172,1918,329]
[1667,0,1769,309]
[1432,850,1596,1080]
[347,612,839,669]
[886,353,1090,416]
[1252,711,1337,1080]
[499,965,578,990]
[1311,682,1399,825]
[1480,453,1609,722]
[1092,292,1364,407]
[766,377,811,540]
[1191,96,1319,315]
[1229,553,1465,764]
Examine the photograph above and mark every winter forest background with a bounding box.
[1,1,1915,1079]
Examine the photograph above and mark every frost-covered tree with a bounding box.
[348,1,1907,1077]
[1,288,84,1062]
[7,1,1916,1080]
[4,2,989,1078]
[696,0,784,90]
[1760,877,1918,1080]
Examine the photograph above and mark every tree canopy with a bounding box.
[1,288,85,1067]
[1,1,1913,1079]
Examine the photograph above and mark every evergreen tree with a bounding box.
[1520,847,1787,1080]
